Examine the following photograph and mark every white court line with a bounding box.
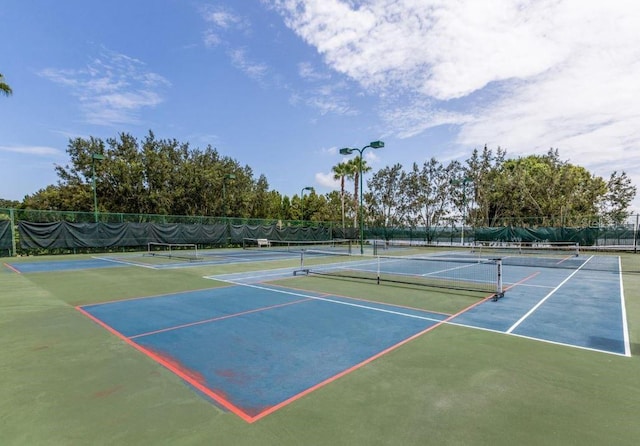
[447,320,628,357]
[506,255,594,334]
[92,256,157,269]
[619,256,631,357]
[420,261,483,277]
[206,267,296,282]
[211,278,444,324]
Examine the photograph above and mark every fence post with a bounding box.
[10,208,17,257]
[635,214,638,254]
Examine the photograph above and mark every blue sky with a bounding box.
[1,0,639,211]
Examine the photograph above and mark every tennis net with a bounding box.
[374,240,620,272]
[243,238,353,254]
[473,241,579,257]
[146,242,201,261]
[295,250,503,297]
[470,241,619,271]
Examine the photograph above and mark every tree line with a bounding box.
[4,131,637,229]
[365,146,636,230]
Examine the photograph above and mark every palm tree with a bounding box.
[347,156,371,228]
[332,162,350,230]
[0,73,12,96]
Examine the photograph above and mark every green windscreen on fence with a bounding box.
[472,226,600,246]
[230,224,330,242]
[17,221,332,250]
[0,220,12,251]
[18,221,228,249]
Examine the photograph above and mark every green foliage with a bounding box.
[0,72,12,96]
[364,146,636,231]
[366,163,407,228]
[13,130,637,229]
[0,198,20,208]
[332,162,351,229]
[601,171,637,225]
[470,148,609,226]
[23,131,276,219]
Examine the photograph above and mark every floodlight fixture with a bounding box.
[337,140,385,254]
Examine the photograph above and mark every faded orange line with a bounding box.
[75,305,255,423]
[3,263,21,274]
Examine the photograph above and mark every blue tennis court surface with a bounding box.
[450,256,629,355]
[78,285,448,422]
[4,248,305,273]
[5,258,125,273]
[75,250,630,423]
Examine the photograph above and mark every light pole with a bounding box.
[339,140,384,254]
[450,176,472,246]
[222,173,236,247]
[222,173,236,216]
[91,153,105,223]
[300,186,313,224]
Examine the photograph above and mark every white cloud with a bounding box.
[298,62,331,82]
[315,171,340,189]
[272,0,640,208]
[305,93,356,116]
[321,146,338,156]
[293,78,359,116]
[40,48,170,126]
[201,5,248,30]
[200,4,251,49]
[203,30,223,47]
[229,48,269,81]
[0,145,62,156]
[273,0,567,99]
[364,151,380,164]
[382,100,473,139]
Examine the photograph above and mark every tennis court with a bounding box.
[78,284,450,422]
[3,243,639,444]
[69,244,630,424]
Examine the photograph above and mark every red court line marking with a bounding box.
[504,272,541,292]
[250,314,446,422]
[129,297,313,339]
[75,305,256,423]
[438,271,541,320]
[77,293,448,424]
[252,280,506,423]
[3,263,21,274]
[556,255,574,265]
[80,279,524,424]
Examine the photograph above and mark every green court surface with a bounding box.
[2,250,640,445]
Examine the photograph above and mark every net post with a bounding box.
[293,250,309,276]
[377,255,380,285]
[492,258,504,301]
